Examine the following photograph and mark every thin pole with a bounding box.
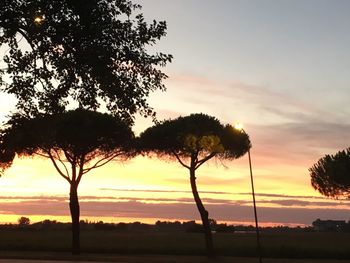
[247,148,262,263]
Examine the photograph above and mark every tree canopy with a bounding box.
[0,0,172,123]
[0,145,15,176]
[0,109,134,182]
[139,113,251,165]
[310,148,350,198]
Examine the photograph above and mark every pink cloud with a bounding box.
[1,194,350,225]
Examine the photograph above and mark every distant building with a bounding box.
[312,219,346,232]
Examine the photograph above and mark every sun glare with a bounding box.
[34,16,44,24]
[234,122,243,131]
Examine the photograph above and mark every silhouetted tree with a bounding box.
[138,113,250,257]
[18,216,30,226]
[0,0,172,123]
[0,147,15,176]
[310,148,350,198]
[0,109,134,254]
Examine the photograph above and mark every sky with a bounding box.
[1,0,350,226]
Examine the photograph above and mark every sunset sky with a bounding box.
[1,0,350,226]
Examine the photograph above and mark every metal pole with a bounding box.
[247,148,262,263]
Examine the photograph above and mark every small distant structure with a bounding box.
[312,218,346,232]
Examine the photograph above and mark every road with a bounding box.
[0,257,350,263]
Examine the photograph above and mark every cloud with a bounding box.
[249,121,350,167]
[137,71,350,175]
[100,189,346,203]
[259,199,350,208]
[157,72,350,168]
[166,73,323,122]
[0,196,67,201]
[1,194,350,225]
[238,192,326,200]
[99,188,231,195]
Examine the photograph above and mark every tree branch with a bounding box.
[70,155,77,182]
[172,151,190,169]
[17,27,36,51]
[34,151,50,158]
[82,151,123,174]
[51,148,70,178]
[76,154,86,185]
[17,26,49,74]
[195,152,216,170]
[47,151,71,183]
[63,150,73,163]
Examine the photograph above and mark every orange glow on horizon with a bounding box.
[0,146,331,226]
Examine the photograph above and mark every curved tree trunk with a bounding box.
[189,167,214,258]
[69,182,80,255]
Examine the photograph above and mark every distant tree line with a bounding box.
[312,219,350,232]
[4,218,237,233]
[4,217,321,233]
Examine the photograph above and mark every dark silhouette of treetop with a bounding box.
[18,216,30,226]
[0,0,172,122]
[0,118,17,176]
[1,109,133,163]
[140,113,250,161]
[0,146,15,176]
[310,148,350,198]
[138,113,250,257]
[0,109,134,254]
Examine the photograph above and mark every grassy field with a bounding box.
[0,230,350,260]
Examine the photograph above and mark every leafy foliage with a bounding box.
[0,146,15,176]
[310,148,350,198]
[0,0,172,123]
[139,113,251,163]
[0,109,134,180]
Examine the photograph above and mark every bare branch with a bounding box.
[195,152,216,170]
[17,27,35,51]
[63,150,73,163]
[76,154,86,185]
[47,151,71,183]
[172,151,190,169]
[82,151,124,174]
[34,151,50,158]
[51,148,70,178]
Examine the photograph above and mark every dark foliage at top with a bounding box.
[139,113,251,162]
[1,109,134,158]
[0,144,15,175]
[0,0,172,123]
[0,109,134,177]
[310,148,350,198]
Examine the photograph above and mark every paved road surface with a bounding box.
[1,258,350,263]
[0,251,350,263]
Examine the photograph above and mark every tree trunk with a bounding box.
[69,182,80,255]
[189,167,214,258]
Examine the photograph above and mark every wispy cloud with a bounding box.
[99,188,231,195]
[1,194,350,225]
[166,73,330,122]
[238,192,327,200]
[157,72,350,168]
